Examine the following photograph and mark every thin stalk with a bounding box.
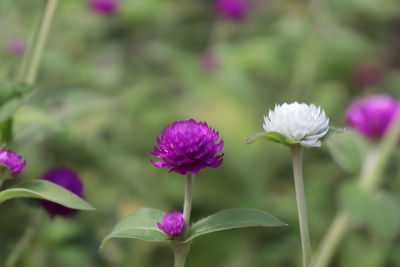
[291,145,311,267]
[25,0,58,84]
[172,173,195,267]
[311,113,400,267]
[183,173,195,237]
[5,214,40,267]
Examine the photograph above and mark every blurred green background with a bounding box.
[1,0,400,266]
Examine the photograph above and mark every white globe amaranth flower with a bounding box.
[263,102,330,148]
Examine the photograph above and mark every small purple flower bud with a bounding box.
[151,119,224,175]
[40,168,84,219]
[89,0,119,16]
[7,39,26,55]
[215,0,248,21]
[346,95,400,141]
[0,149,26,174]
[157,211,185,237]
[353,64,384,89]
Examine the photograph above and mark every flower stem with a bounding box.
[311,113,400,267]
[25,0,58,84]
[172,242,191,267]
[291,145,311,267]
[183,173,195,237]
[5,214,40,267]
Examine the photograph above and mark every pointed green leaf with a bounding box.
[0,180,94,210]
[246,131,297,146]
[186,208,287,242]
[326,130,369,173]
[0,82,36,123]
[101,208,169,249]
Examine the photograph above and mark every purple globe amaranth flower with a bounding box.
[157,211,185,237]
[40,168,84,219]
[216,0,248,21]
[89,0,119,16]
[151,119,224,175]
[0,149,26,174]
[7,39,26,55]
[346,95,400,141]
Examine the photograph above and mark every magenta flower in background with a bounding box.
[216,0,248,21]
[346,95,400,141]
[7,39,26,55]
[0,149,26,174]
[89,0,119,16]
[151,119,224,175]
[157,211,185,237]
[354,64,384,89]
[40,168,84,219]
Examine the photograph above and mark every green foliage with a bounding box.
[341,182,400,240]
[246,131,298,147]
[0,82,36,123]
[187,208,287,242]
[0,180,94,211]
[102,208,286,248]
[326,130,369,173]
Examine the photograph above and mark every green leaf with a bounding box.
[187,208,287,242]
[0,180,94,210]
[341,182,400,240]
[246,131,297,146]
[326,130,369,173]
[0,82,36,123]
[101,208,169,249]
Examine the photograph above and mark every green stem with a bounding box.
[291,145,311,267]
[183,173,194,238]
[25,0,58,84]
[311,114,400,267]
[172,173,195,267]
[5,214,40,267]
[172,242,191,267]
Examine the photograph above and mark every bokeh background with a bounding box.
[1,0,400,266]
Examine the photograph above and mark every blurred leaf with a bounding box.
[187,208,287,242]
[246,131,297,146]
[0,82,36,123]
[101,208,169,249]
[326,130,369,173]
[0,180,94,210]
[341,182,400,239]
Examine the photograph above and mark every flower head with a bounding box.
[216,0,248,21]
[157,211,185,237]
[7,39,26,55]
[89,0,119,16]
[40,168,84,219]
[151,119,224,175]
[346,95,400,141]
[0,149,26,174]
[263,102,330,148]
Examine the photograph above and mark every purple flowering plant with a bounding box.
[102,119,286,267]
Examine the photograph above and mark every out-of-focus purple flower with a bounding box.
[353,64,384,89]
[0,149,26,174]
[89,0,119,16]
[200,51,219,72]
[7,39,26,55]
[40,168,84,219]
[346,95,400,141]
[157,211,185,237]
[151,119,224,175]
[216,0,248,21]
